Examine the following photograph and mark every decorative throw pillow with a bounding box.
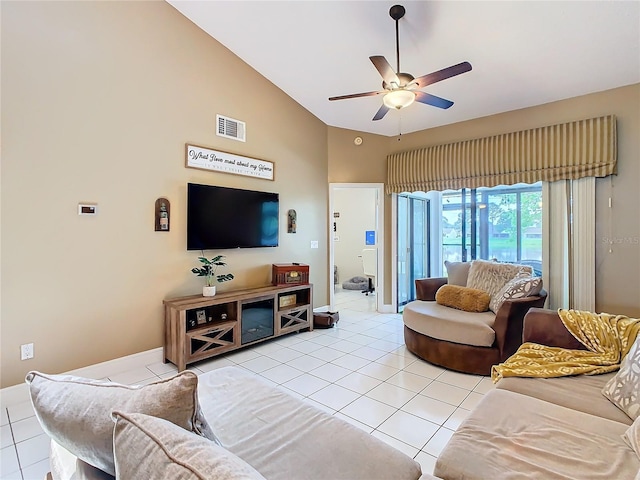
[466,259,532,300]
[489,276,543,313]
[26,370,218,476]
[444,261,471,286]
[435,284,491,313]
[602,334,640,420]
[112,411,266,480]
[623,417,640,459]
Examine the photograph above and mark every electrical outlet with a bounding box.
[21,343,34,360]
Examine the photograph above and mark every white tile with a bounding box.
[376,410,439,449]
[323,329,357,340]
[342,334,377,346]
[351,346,387,362]
[335,372,382,395]
[403,361,446,380]
[264,347,303,363]
[423,427,455,457]
[20,457,49,480]
[260,364,302,384]
[357,363,399,381]
[288,341,324,354]
[238,356,280,373]
[0,445,20,476]
[421,381,471,406]
[272,334,305,347]
[109,367,156,386]
[473,376,496,394]
[308,384,361,411]
[0,426,12,449]
[10,417,43,444]
[371,430,419,458]
[374,353,416,370]
[286,355,326,372]
[303,398,336,415]
[392,346,419,359]
[460,392,485,411]
[308,335,337,347]
[145,361,178,376]
[401,395,457,426]
[443,407,472,431]
[414,451,438,476]
[367,339,403,352]
[437,370,483,390]
[225,349,261,363]
[6,402,34,423]
[194,357,236,372]
[330,340,362,353]
[129,376,163,387]
[339,396,396,428]
[385,371,433,393]
[308,347,346,362]
[330,354,372,371]
[0,409,8,427]
[15,433,50,468]
[308,363,351,383]
[250,341,283,355]
[281,374,330,397]
[333,413,374,434]
[365,383,416,409]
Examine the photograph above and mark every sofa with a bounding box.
[403,260,547,375]
[28,366,427,480]
[434,308,640,479]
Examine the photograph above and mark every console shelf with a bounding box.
[164,284,313,371]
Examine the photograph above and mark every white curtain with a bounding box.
[543,177,595,311]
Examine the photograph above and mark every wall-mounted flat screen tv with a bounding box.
[187,183,279,250]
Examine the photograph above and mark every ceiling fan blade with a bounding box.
[411,62,472,88]
[372,104,390,121]
[370,56,400,86]
[415,91,454,109]
[329,90,386,101]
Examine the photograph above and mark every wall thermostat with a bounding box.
[354,136,363,146]
[78,203,97,215]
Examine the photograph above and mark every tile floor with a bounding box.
[0,287,494,479]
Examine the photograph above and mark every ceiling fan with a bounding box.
[328,4,472,121]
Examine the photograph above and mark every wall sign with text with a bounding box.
[185,144,274,181]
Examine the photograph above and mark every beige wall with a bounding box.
[328,84,640,317]
[1,1,328,388]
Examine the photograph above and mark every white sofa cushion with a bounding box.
[403,300,496,347]
[602,333,640,420]
[197,367,422,480]
[26,371,215,477]
[112,411,265,480]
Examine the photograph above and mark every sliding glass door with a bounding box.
[397,194,430,309]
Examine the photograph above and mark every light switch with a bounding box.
[78,203,98,215]
[310,240,319,249]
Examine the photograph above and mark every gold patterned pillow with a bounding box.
[489,276,543,313]
[602,334,640,420]
[26,371,217,476]
[112,411,266,480]
[435,284,491,313]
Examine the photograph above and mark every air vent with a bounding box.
[216,114,246,142]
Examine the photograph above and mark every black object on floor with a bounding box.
[313,311,340,329]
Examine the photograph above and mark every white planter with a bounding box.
[203,285,217,297]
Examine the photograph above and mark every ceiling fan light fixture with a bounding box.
[383,89,415,110]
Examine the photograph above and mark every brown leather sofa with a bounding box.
[403,277,547,375]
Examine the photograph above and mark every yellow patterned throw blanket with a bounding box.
[491,309,640,383]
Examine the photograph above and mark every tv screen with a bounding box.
[187,183,279,250]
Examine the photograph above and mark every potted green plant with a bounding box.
[191,255,234,297]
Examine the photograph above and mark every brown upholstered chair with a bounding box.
[403,277,547,375]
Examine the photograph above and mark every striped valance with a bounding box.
[386,114,617,194]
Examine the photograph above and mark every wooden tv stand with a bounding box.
[163,284,313,371]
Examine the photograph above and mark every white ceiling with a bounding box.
[168,1,640,137]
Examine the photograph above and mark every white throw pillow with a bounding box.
[444,261,471,286]
[467,259,532,303]
[602,334,640,420]
[623,417,640,459]
[112,411,266,480]
[26,370,217,476]
[489,276,543,313]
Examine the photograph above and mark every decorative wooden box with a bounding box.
[272,263,309,286]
